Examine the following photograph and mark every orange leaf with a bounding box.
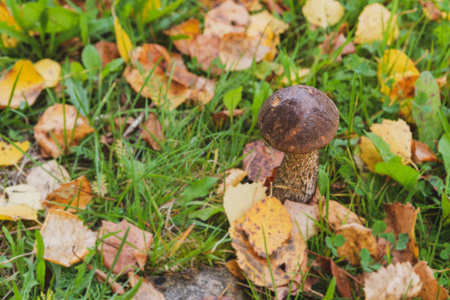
[44,176,93,212]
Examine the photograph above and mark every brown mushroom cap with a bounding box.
[258,85,339,154]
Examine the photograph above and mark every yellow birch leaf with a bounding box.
[0,3,19,48]
[114,17,133,63]
[336,223,377,265]
[34,59,61,88]
[0,184,41,222]
[354,3,399,45]
[0,205,37,221]
[0,60,44,109]
[0,140,30,166]
[302,0,345,29]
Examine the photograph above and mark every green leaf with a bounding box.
[223,86,243,116]
[64,78,89,116]
[439,134,450,193]
[180,177,219,204]
[46,7,79,33]
[81,45,101,73]
[188,207,222,221]
[251,81,272,128]
[372,220,387,236]
[395,233,409,250]
[413,71,443,150]
[20,2,45,30]
[142,0,183,23]
[334,234,346,247]
[442,193,450,226]
[35,230,46,290]
[375,157,420,188]
[366,132,395,162]
[323,276,336,300]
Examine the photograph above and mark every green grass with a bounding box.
[1,0,450,299]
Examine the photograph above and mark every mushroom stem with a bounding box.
[272,150,319,203]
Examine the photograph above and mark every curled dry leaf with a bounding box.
[225,259,246,280]
[39,209,97,267]
[0,184,42,221]
[0,140,30,167]
[284,200,318,240]
[242,140,284,182]
[218,33,271,71]
[128,273,165,300]
[223,181,267,224]
[364,262,422,300]
[34,104,94,158]
[33,59,61,88]
[0,60,44,109]
[204,0,249,37]
[336,223,378,266]
[411,139,438,164]
[98,219,153,275]
[413,261,450,300]
[302,0,345,29]
[27,160,70,201]
[95,41,120,66]
[242,197,293,257]
[216,168,247,194]
[141,113,164,151]
[354,3,399,45]
[322,200,365,228]
[360,119,412,172]
[44,176,93,212]
[231,220,306,287]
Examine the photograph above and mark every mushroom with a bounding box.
[258,85,339,203]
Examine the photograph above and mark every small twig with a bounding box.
[123,112,144,138]
[0,251,36,266]
[211,232,229,253]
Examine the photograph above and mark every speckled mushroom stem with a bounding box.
[272,150,319,204]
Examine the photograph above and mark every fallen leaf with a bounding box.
[225,259,246,280]
[354,3,399,45]
[321,32,355,61]
[216,168,247,194]
[34,104,94,158]
[188,34,221,73]
[336,223,378,266]
[242,197,293,257]
[95,41,120,66]
[190,76,216,105]
[364,262,422,300]
[411,139,438,164]
[0,140,30,167]
[212,109,244,127]
[114,17,133,63]
[223,181,267,224]
[165,18,202,55]
[27,160,70,201]
[218,33,271,71]
[420,0,443,20]
[112,116,136,132]
[141,113,164,151]
[413,261,450,300]
[98,219,153,275]
[39,209,97,267]
[0,60,44,109]
[0,184,43,210]
[33,59,61,88]
[302,0,345,29]
[43,176,93,212]
[378,49,420,96]
[322,200,365,228]
[360,119,412,172]
[0,205,38,222]
[0,3,19,48]
[284,200,318,239]
[204,0,249,37]
[242,140,284,182]
[128,273,165,300]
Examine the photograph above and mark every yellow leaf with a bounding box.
[0,140,30,166]
[114,17,133,63]
[43,176,93,212]
[0,60,44,109]
[354,3,399,45]
[34,59,61,88]
[336,223,377,265]
[302,0,345,29]
[0,205,37,222]
[360,119,412,172]
[0,3,19,48]
[216,168,247,194]
[377,49,420,96]
[141,0,161,21]
[0,184,42,210]
[223,181,267,224]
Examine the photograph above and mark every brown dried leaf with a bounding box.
[165,18,202,55]
[0,60,44,109]
[141,113,164,151]
[34,104,94,158]
[44,176,93,212]
[95,41,120,67]
[98,219,153,275]
[242,197,293,257]
[188,34,221,73]
[413,261,450,300]
[336,223,377,266]
[411,139,438,164]
[27,160,70,201]
[128,273,165,300]
[225,259,246,280]
[322,200,365,229]
[284,200,318,240]
[216,168,247,194]
[321,32,355,61]
[364,262,422,300]
[39,209,97,267]
[242,140,284,182]
[190,76,216,105]
[204,0,249,37]
[218,33,271,71]
[212,109,243,127]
